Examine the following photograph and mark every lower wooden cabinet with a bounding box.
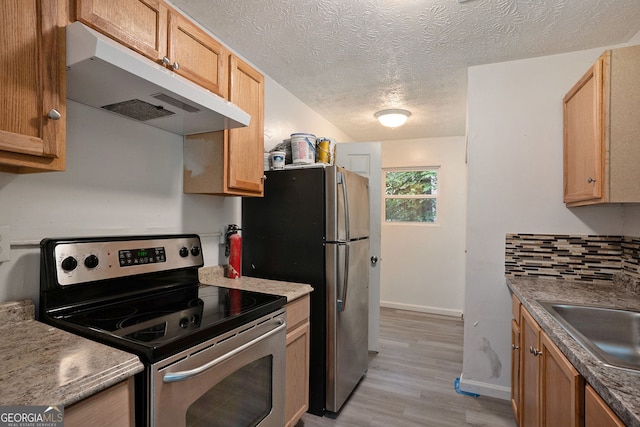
[511,294,522,421]
[585,384,625,427]
[510,318,521,421]
[539,332,584,426]
[64,378,135,427]
[520,306,541,426]
[511,296,620,427]
[285,294,310,427]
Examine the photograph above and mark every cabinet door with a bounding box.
[227,56,265,195]
[585,384,624,427]
[0,0,65,172]
[520,309,540,427]
[563,55,605,204]
[76,0,167,62]
[285,295,310,427]
[285,321,310,427]
[511,319,521,424]
[167,10,228,97]
[539,333,584,427]
[65,378,135,427]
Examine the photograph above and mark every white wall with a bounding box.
[0,68,348,307]
[461,45,632,398]
[380,137,467,316]
[264,78,352,151]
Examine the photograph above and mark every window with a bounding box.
[384,168,438,223]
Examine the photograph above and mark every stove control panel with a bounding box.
[51,235,203,286]
[119,247,166,267]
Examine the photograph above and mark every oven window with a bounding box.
[186,356,273,427]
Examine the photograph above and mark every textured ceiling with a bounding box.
[170,0,640,142]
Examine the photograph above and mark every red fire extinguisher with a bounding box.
[225,224,242,279]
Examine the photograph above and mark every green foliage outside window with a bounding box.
[385,170,438,223]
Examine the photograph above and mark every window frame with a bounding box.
[383,166,440,225]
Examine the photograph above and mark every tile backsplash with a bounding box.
[505,234,640,287]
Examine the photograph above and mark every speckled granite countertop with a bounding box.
[0,300,143,407]
[199,266,314,301]
[506,277,640,426]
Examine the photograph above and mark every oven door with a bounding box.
[151,310,286,427]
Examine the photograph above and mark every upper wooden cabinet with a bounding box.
[184,55,265,196]
[75,0,228,97]
[0,0,66,173]
[563,45,640,206]
[166,10,228,98]
[226,55,265,195]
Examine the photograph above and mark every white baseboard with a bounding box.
[457,373,511,400]
[380,300,463,318]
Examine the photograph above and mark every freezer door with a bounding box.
[326,166,370,242]
[326,238,369,413]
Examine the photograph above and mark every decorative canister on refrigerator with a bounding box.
[290,133,316,164]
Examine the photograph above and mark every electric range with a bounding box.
[37,234,287,426]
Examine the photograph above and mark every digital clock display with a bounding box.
[119,247,166,267]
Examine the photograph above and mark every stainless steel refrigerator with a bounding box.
[241,165,369,416]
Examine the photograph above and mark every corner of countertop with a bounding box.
[198,265,314,302]
[0,299,143,407]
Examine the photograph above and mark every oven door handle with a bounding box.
[162,320,285,383]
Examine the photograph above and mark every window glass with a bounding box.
[384,169,438,223]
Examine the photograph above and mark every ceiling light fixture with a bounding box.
[374,109,411,128]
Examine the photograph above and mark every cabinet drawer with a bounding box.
[286,294,310,332]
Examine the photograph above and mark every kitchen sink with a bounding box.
[538,302,640,372]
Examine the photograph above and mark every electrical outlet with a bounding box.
[0,225,9,262]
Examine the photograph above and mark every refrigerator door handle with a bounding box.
[337,243,350,312]
[337,171,350,241]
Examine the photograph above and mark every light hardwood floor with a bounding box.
[296,308,516,427]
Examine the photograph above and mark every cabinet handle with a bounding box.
[529,347,543,357]
[47,109,61,120]
[511,344,519,350]
[261,175,267,181]
[162,57,179,71]
[587,177,596,183]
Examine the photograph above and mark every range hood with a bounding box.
[65,22,250,135]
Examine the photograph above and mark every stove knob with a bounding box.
[190,246,201,257]
[179,247,189,257]
[61,256,78,272]
[179,317,189,328]
[84,254,99,269]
